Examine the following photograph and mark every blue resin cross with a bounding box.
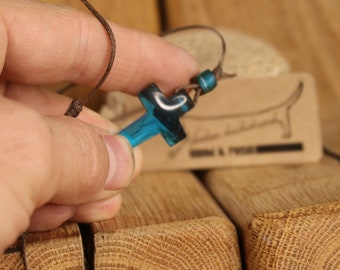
[118,70,217,147]
[119,84,195,147]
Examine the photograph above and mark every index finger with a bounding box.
[0,0,199,94]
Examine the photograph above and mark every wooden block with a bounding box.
[92,172,241,269]
[0,240,24,270]
[94,217,239,270]
[248,203,340,270]
[0,223,83,270]
[1,173,241,269]
[204,157,340,226]
[23,223,84,270]
[203,158,340,269]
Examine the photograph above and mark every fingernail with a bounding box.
[103,135,135,190]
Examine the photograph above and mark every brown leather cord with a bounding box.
[64,0,116,117]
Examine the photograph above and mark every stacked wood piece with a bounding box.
[203,157,340,269]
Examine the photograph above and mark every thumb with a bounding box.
[46,116,135,204]
[0,98,135,252]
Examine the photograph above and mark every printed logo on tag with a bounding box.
[101,73,322,170]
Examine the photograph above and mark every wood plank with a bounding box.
[0,239,24,270]
[247,203,339,269]
[204,157,340,228]
[94,217,238,270]
[0,223,83,270]
[92,171,241,269]
[164,0,340,152]
[203,157,340,269]
[23,223,84,270]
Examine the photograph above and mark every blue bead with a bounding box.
[194,69,217,94]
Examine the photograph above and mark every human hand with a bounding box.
[0,0,199,252]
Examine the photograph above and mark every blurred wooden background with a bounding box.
[1,1,339,269]
[164,0,340,155]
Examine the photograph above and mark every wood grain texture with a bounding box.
[248,203,340,270]
[203,158,340,269]
[92,171,241,269]
[41,0,161,110]
[23,223,84,270]
[203,158,340,227]
[164,0,340,152]
[0,239,24,270]
[0,223,83,270]
[95,217,239,270]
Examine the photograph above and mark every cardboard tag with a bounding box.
[101,73,322,170]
